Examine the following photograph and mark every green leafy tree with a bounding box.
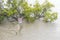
[21,1,35,22]
[0,0,57,23]
[3,0,24,22]
[41,0,58,22]
[0,0,5,23]
[44,11,57,22]
[33,1,42,19]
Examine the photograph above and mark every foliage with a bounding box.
[41,0,57,22]
[44,11,57,22]
[0,0,58,23]
[0,1,5,23]
[3,0,18,16]
[3,0,23,22]
[33,2,42,19]
[20,1,35,22]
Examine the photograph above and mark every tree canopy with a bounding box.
[0,0,58,23]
